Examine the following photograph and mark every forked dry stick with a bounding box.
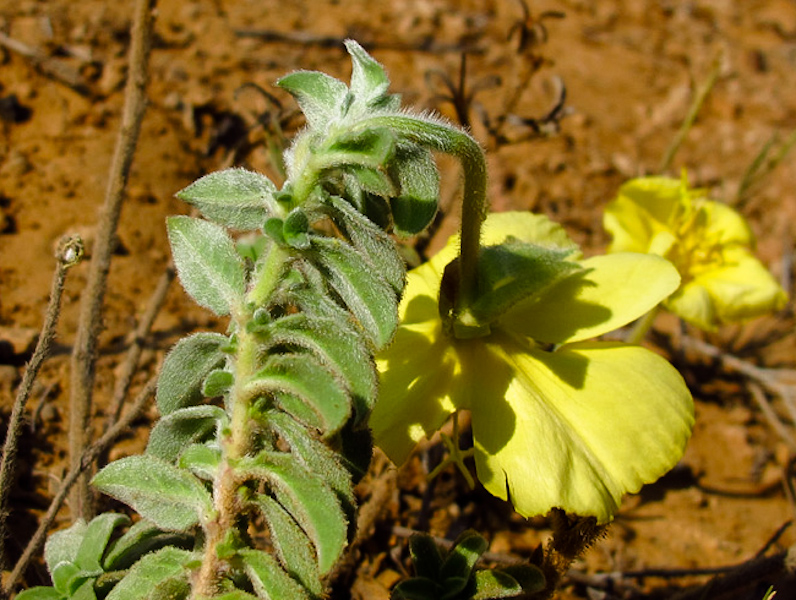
[0,236,83,575]
[68,0,156,521]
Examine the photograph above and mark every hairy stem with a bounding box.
[194,315,261,596]
[68,0,156,521]
[358,115,489,318]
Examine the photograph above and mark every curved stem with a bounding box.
[358,114,489,318]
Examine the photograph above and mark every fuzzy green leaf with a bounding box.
[260,312,377,421]
[178,443,222,482]
[238,549,311,600]
[157,332,228,415]
[14,587,64,600]
[71,579,97,600]
[92,456,214,532]
[105,547,196,600]
[342,165,397,198]
[345,39,389,107]
[470,570,525,600]
[391,577,439,600]
[176,168,276,230]
[253,493,321,596]
[167,216,246,316]
[325,194,405,294]
[240,452,348,575]
[277,70,348,129]
[283,207,311,249]
[469,239,581,324]
[75,513,131,574]
[308,235,398,350]
[103,521,193,572]
[246,354,350,436]
[408,533,443,582]
[262,410,355,515]
[146,405,226,461]
[492,565,545,596]
[320,127,396,171]
[44,520,87,574]
[202,368,234,398]
[439,531,488,593]
[388,145,440,236]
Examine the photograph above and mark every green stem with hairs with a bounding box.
[358,115,489,328]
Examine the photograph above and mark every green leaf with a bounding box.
[146,405,226,461]
[253,493,321,596]
[342,165,397,198]
[105,547,196,600]
[176,168,277,230]
[202,369,234,398]
[470,570,524,600]
[277,70,348,129]
[308,235,398,351]
[438,531,488,594]
[75,513,131,574]
[240,452,348,575]
[391,577,440,600]
[92,456,214,532]
[71,579,97,600]
[50,562,81,595]
[246,353,350,436]
[320,127,396,171]
[212,592,261,600]
[469,239,580,324]
[325,194,405,294]
[407,534,443,581]
[345,39,389,108]
[179,443,222,481]
[167,216,246,316]
[238,549,311,600]
[14,587,64,600]
[495,564,545,595]
[103,520,194,571]
[157,332,228,415]
[45,520,87,574]
[260,312,377,421]
[388,145,440,236]
[262,410,354,515]
[283,207,311,249]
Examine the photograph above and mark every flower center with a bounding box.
[667,202,725,283]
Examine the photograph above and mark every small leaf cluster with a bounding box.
[24,41,464,600]
[392,531,545,600]
[16,514,194,600]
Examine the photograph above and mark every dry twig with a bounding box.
[0,236,83,574]
[68,0,156,521]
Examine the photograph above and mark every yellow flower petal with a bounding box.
[465,337,694,523]
[700,200,754,247]
[603,177,682,253]
[371,317,460,464]
[671,247,788,328]
[499,253,680,343]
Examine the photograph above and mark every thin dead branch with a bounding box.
[0,31,93,96]
[68,0,156,521]
[0,235,83,574]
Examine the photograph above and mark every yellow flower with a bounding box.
[372,212,694,523]
[604,175,788,330]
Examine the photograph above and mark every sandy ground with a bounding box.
[2,1,796,598]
